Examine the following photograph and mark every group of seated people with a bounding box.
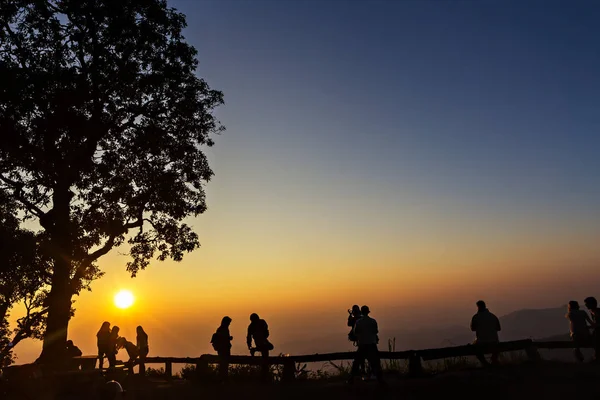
[96,322,149,370]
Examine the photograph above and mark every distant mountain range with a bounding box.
[279,306,574,355]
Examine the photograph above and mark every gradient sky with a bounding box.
[11,0,600,362]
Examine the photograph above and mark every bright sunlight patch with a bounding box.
[114,290,135,309]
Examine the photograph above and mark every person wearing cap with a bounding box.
[211,316,233,382]
[470,300,501,365]
[347,305,385,385]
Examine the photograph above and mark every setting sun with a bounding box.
[114,290,135,309]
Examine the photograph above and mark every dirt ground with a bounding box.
[4,361,600,400]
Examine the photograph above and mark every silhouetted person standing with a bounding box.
[136,326,149,375]
[347,305,366,376]
[211,316,233,382]
[107,326,120,368]
[584,297,600,362]
[348,306,385,385]
[247,313,273,381]
[566,300,592,362]
[470,300,501,366]
[97,322,111,369]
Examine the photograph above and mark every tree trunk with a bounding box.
[38,258,72,366]
[37,186,74,367]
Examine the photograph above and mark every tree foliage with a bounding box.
[0,0,224,358]
[0,190,49,366]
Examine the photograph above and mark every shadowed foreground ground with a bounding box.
[117,361,600,400]
[5,361,600,399]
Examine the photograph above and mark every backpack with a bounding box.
[348,329,357,342]
[210,332,220,352]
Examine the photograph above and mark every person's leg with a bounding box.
[260,348,270,382]
[138,349,147,375]
[572,336,585,362]
[365,344,384,383]
[475,344,489,366]
[98,350,104,369]
[349,346,366,383]
[217,349,230,382]
[594,331,600,362]
[107,350,116,368]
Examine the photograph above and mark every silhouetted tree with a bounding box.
[0,191,49,366]
[0,0,224,364]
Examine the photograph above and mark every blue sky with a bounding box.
[174,0,600,215]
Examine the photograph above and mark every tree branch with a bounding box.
[71,217,145,285]
[0,175,46,218]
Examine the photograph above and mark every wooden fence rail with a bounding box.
[110,339,585,381]
[0,339,588,387]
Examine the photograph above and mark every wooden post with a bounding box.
[165,361,172,379]
[196,357,210,381]
[282,360,295,382]
[408,353,422,377]
[525,344,541,362]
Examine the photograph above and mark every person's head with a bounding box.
[221,316,232,326]
[111,326,120,334]
[116,337,127,348]
[351,305,361,316]
[101,321,110,331]
[360,305,370,316]
[584,297,598,310]
[66,340,74,347]
[568,300,580,311]
[476,300,486,311]
[136,326,146,336]
[250,313,259,322]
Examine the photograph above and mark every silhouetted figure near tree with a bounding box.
[566,300,592,362]
[247,313,273,381]
[347,306,385,385]
[97,322,111,369]
[65,340,82,370]
[136,326,149,375]
[584,297,600,362]
[471,300,501,366]
[107,326,120,369]
[211,316,233,382]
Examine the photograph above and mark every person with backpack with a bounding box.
[347,305,366,376]
[347,305,385,385]
[211,316,233,382]
[347,305,361,344]
[246,313,273,381]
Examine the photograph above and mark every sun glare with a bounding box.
[114,290,135,309]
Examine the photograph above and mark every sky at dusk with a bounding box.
[11,0,600,363]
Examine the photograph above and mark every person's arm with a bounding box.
[470,315,477,332]
[246,326,253,349]
[585,313,594,327]
[353,319,362,336]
